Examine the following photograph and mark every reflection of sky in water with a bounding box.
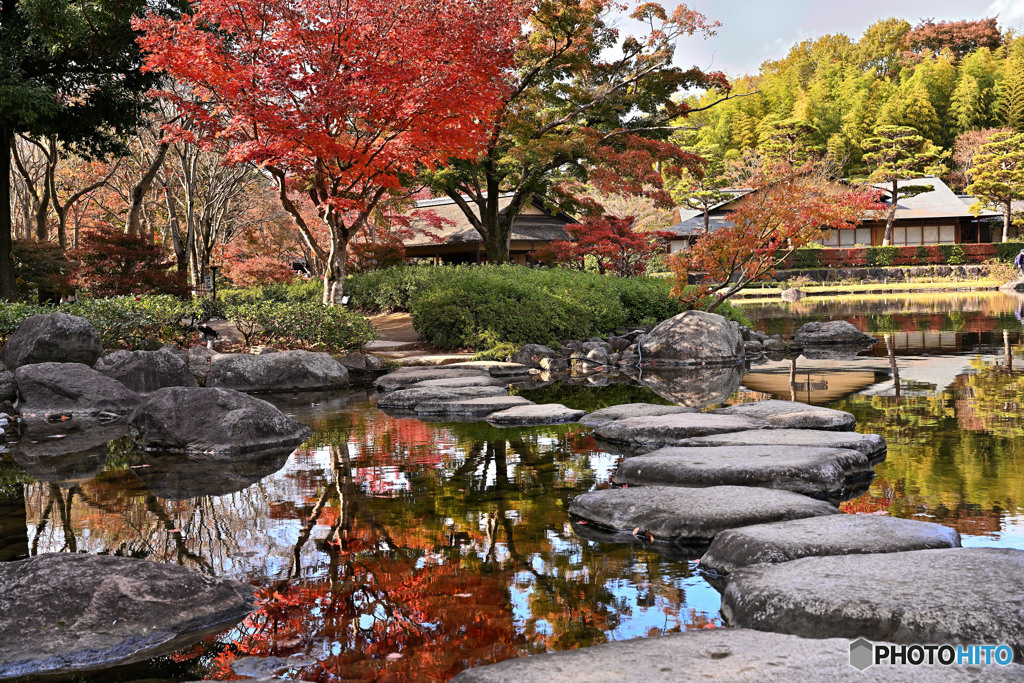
[961,515,1024,549]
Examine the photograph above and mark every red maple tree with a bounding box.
[534,215,673,277]
[134,0,516,304]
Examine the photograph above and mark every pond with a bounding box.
[1,291,1023,681]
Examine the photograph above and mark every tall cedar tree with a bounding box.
[669,161,882,310]
[669,144,731,234]
[966,131,1024,242]
[0,0,170,298]
[861,125,944,245]
[136,0,517,305]
[421,1,731,263]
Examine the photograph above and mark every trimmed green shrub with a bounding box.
[346,265,436,312]
[790,249,822,270]
[67,296,209,349]
[915,245,929,261]
[865,245,899,267]
[222,299,376,353]
[939,244,967,265]
[0,302,49,343]
[219,278,322,305]
[994,241,1024,262]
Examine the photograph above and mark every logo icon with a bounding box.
[850,638,874,670]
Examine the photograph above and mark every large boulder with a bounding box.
[510,344,558,368]
[128,386,312,454]
[712,400,855,431]
[794,320,875,346]
[206,350,349,393]
[701,515,961,576]
[14,362,140,418]
[450,628,1020,683]
[0,370,15,403]
[9,422,129,486]
[639,365,745,408]
[93,349,198,394]
[638,310,744,365]
[0,313,103,370]
[0,553,254,679]
[722,548,1024,658]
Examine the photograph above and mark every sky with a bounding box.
[666,0,1024,77]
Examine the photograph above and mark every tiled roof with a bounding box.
[402,195,573,247]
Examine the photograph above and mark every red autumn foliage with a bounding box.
[533,215,673,277]
[904,17,1002,63]
[68,223,188,297]
[134,0,517,304]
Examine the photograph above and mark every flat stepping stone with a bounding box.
[578,403,696,428]
[375,366,490,392]
[0,553,254,678]
[680,428,886,462]
[613,445,871,499]
[713,400,855,431]
[722,548,1024,655]
[488,403,587,426]
[408,376,506,389]
[445,361,531,377]
[415,395,534,417]
[376,384,508,409]
[568,485,838,546]
[449,627,1022,682]
[702,515,961,575]
[592,413,768,451]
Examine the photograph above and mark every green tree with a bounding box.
[856,18,911,78]
[951,74,989,132]
[0,0,170,299]
[966,131,1024,242]
[422,2,731,263]
[668,144,731,233]
[999,46,1024,131]
[862,125,945,245]
[758,118,822,164]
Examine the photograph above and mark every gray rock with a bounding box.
[539,357,568,372]
[409,376,506,389]
[569,485,838,545]
[510,344,557,368]
[449,628,1019,683]
[586,347,609,365]
[606,335,630,353]
[593,413,767,451]
[616,351,639,366]
[14,362,139,418]
[702,515,962,575]
[639,310,744,364]
[129,386,312,454]
[800,344,875,360]
[763,336,787,352]
[0,371,15,403]
[794,320,875,346]
[376,384,508,410]
[578,403,696,428]
[488,403,587,426]
[744,340,763,354]
[640,365,744,408]
[446,361,531,377]
[0,553,254,679]
[132,447,293,499]
[415,395,533,417]
[375,366,491,392]
[680,428,887,462]
[186,346,218,384]
[335,352,379,371]
[722,548,1024,658]
[231,655,314,679]
[613,445,870,498]
[9,422,128,485]
[93,349,198,395]
[781,288,806,302]
[0,313,103,370]
[753,330,769,343]
[607,352,621,365]
[713,400,855,431]
[206,350,349,393]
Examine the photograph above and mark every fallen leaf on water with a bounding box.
[386,653,403,660]
[454,593,473,598]
[632,527,641,536]
[576,520,587,525]
[168,528,182,533]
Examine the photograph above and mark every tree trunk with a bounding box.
[1005,198,1012,243]
[882,179,897,246]
[322,216,349,306]
[482,213,512,264]
[126,142,169,236]
[0,125,14,299]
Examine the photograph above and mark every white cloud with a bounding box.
[988,0,1024,27]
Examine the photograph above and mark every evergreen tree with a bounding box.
[966,131,1024,241]
[999,45,1024,131]
[668,145,732,234]
[951,74,989,132]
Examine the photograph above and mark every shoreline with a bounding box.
[732,280,1009,303]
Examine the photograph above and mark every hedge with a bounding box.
[781,242,1022,269]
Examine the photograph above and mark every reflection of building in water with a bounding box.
[741,358,893,405]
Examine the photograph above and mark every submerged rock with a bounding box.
[129,387,311,454]
[638,310,744,364]
[206,350,349,393]
[375,366,491,392]
[415,395,534,417]
[449,628,1018,683]
[794,320,875,346]
[8,422,128,486]
[578,403,696,428]
[132,447,294,499]
[679,428,887,462]
[593,413,768,451]
[702,515,961,576]
[712,400,855,431]
[613,445,870,499]
[94,349,198,394]
[14,362,139,418]
[376,384,508,410]
[0,553,254,679]
[722,548,1024,658]
[568,485,838,546]
[488,403,587,426]
[0,313,103,370]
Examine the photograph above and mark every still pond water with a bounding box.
[2,291,1024,681]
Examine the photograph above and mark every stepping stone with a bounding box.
[722,548,1024,657]
[0,553,254,679]
[375,366,490,392]
[578,403,696,428]
[592,413,768,451]
[408,376,506,389]
[612,445,871,499]
[376,384,508,409]
[415,395,534,417]
[446,361,531,377]
[713,400,855,431]
[488,403,587,426]
[680,428,887,462]
[568,485,838,546]
[702,515,962,576]
[449,628,1022,682]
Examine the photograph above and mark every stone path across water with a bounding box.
[488,403,587,426]
[592,413,769,450]
[414,395,534,417]
[679,428,887,462]
[712,399,856,431]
